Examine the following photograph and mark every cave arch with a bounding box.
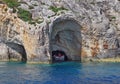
[50,18,82,62]
[6,42,27,62]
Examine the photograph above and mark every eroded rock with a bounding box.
[0,0,120,63]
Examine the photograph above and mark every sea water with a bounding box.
[0,62,120,84]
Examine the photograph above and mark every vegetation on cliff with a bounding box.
[17,8,32,22]
[3,0,20,8]
[2,0,32,22]
[49,6,68,13]
[0,0,120,63]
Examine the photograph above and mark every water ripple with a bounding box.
[0,62,120,84]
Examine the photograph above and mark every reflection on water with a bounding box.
[0,62,120,84]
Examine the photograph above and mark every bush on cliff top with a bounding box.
[3,0,20,8]
[2,0,43,24]
[2,0,33,23]
[17,8,32,22]
[49,6,68,13]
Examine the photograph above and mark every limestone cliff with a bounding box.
[0,0,120,63]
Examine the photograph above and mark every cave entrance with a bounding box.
[6,42,27,62]
[50,19,82,62]
[52,50,68,62]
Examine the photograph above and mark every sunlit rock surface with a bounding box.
[0,0,120,63]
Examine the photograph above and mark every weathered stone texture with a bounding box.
[0,0,120,62]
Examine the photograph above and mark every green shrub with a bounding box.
[17,8,32,22]
[3,0,20,8]
[111,16,116,19]
[2,0,35,24]
[49,6,68,13]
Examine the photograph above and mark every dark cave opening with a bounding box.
[50,19,82,62]
[6,42,27,62]
[52,50,68,62]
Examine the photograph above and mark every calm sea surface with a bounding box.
[0,62,120,84]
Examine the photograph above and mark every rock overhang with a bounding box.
[49,16,82,62]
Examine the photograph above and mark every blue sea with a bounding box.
[0,62,120,84]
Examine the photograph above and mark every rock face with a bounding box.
[0,0,120,63]
[50,17,82,61]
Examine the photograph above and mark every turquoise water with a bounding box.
[0,62,120,84]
